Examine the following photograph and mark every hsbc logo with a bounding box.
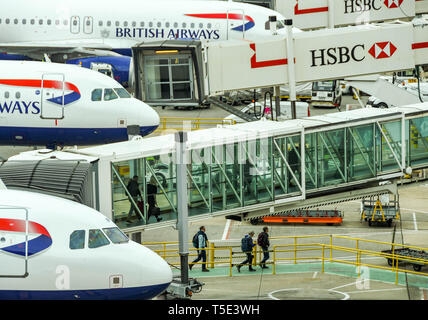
[368,42,397,59]
[310,42,397,67]
[384,0,403,8]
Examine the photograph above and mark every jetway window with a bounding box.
[70,230,85,249]
[88,229,110,248]
[409,116,428,166]
[144,54,194,101]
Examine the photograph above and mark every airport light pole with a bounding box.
[285,19,297,120]
[175,131,189,285]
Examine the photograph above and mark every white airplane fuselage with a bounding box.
[0,189,172,299]
[0,61,159,146]
[0,0,288,50]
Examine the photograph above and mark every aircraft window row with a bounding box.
[0,18,68,26]
[0,18,212,30]
[95,20,211,29]
[69,227,128,250]
[3,91,21,99]
[91,88,131,101]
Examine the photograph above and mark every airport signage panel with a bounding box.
[205,38,288,94]
[412,22,428,66]
[416,0,428,14]
[294,24,415,82]
[275,0,416,30]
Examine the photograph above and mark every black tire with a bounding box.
[387,258,393,266]
[154,172,167,188]
[376,102,388,109]
[250,218,260,225]
[413,264,422,272]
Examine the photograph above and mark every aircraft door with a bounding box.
[0,207,30,278]
[40,73,65,120]
[70,16,80,34]
[227,9,245,40]
[83,16,93,34]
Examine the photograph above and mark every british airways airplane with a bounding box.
[0,187,172,299]
[0,60,160,148]
[0,0,289,83]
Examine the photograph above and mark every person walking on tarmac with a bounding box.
[237,231,256,272]
[257,227,270,269]
[189,226,210,272]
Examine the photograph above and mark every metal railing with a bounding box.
[142,235,428,282]
[152,117,237,135]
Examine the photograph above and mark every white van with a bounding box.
[224,101,310,124]
[367,82,428,108]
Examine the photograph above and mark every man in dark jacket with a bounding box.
[258,227,270,269]
[237,231,256,272]
[126,175,142,223]
[189,226,209,272]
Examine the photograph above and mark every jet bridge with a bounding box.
[203,20,428,95]
[5,103,428,234]
[274,0,428,30]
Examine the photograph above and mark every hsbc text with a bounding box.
[344,0,382,13]
[310,45,365,67]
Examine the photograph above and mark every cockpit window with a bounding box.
[88,229,110,248]
[114,88,131,98]
[104,88,118,101]
[70,230,85,249]
[91,89,102,101]
[103,227,129,244]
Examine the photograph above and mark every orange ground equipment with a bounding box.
[251,209,343,225]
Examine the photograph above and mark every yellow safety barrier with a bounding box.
[152,117,237,135]
[142,235,428,282]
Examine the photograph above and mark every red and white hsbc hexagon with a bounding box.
[294,23,415,82]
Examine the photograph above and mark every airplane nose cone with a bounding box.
[135,100,160,136]
[143,249,173,298]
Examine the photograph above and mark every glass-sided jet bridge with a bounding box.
[3,104,428,233]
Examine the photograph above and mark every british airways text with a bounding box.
[116,27,221,40]
[0,101,40,114]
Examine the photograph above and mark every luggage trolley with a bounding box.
[381,247,428,272]
[361,196,399,227]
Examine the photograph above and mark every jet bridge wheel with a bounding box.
[250,218,262,225]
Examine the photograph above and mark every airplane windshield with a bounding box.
[88,229,110,248]
[103,227,129,244]
[104,88,118,101]
[114,88,131,98]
